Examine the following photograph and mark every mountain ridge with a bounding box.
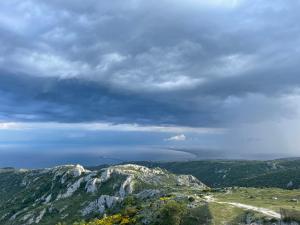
[1,162,300,224]
[0,163,207,225]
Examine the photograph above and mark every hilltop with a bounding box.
[0,164,206,225]
[127,158,300,189]
[1,163,300,225]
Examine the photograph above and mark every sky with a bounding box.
[1,0,300,167]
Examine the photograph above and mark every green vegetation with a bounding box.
[0,169,24,204]
[69,188,300,225]
[214,187,300,211]
[280,208,300,223]
[2,161,300,224]
[155,200,186,225]
[133,158,300,189]
[208,202,244,224]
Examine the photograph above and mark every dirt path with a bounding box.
[204,195,281,219]
[218,201,281,219]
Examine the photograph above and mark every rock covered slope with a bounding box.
[0,164,207,225]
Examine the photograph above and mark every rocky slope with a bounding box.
[0,164,206,225]
[1,164,300,225]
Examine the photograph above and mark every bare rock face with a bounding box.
[56,177,84,200]
[70,164,89,177]
[85,178,102,193]
[81,195,121,216]
[177,175,207,188]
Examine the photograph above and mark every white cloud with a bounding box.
[0,122,225,134]
[210,54,256,77]
[181,0,242,8]
[14,50,91,78]
[0,122,22,130]
[96,53,127,73]
[165,134,186,141]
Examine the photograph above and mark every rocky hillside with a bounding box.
[0,164,206,225]
[1,164,300,225]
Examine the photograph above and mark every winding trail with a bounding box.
[217,201,281,219]
[204,196,281,219]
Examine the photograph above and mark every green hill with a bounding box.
[0,164,207,225]
[1,162,300,225]
[130,158,300,189]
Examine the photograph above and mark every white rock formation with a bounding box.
[35,209,46,224]
[177,175,206,188]
[81,195,120,216]
[85,178,102,193]
[57,177,84,200]
[71,164,89,177]
[44,194,52,204]
[119,175,134,198]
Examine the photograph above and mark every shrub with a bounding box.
[156,201,186,225]
[71,214,136,225]
[280,208,300,222]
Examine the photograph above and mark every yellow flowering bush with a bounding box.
[159,196,172,201]
[76,214,136,225]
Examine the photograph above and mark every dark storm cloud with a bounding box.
[0,72,217,126]
[1,0,300,126]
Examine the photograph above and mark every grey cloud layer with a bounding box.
[0,0,300,126]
